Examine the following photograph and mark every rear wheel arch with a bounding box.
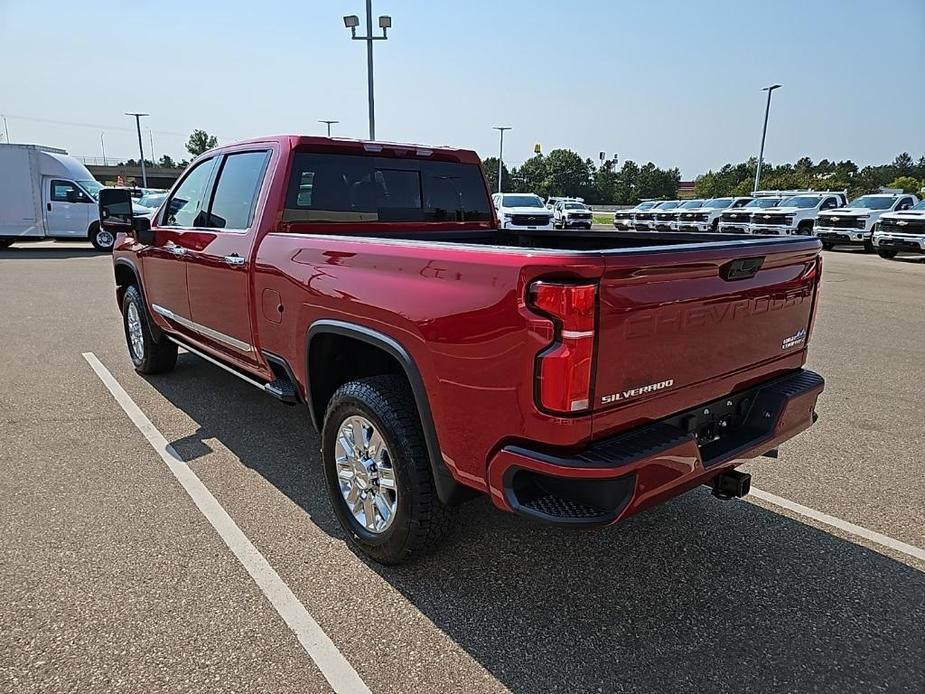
[305,320,473,506]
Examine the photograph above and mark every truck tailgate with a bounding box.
[592,240,821,431]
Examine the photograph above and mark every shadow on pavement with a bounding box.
[0,245,103,260]
[150,354,925,693]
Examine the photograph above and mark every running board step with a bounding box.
[264,379,298,404]
[166,335,298,405]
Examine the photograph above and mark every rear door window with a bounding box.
[205,150,271,230]
[283,153,491,223]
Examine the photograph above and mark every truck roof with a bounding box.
[207,135,482,165]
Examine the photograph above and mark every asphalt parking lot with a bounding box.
[1,242,923,694]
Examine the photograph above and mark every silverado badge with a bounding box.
[781,328,807,351]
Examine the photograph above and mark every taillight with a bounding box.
[806,254,823,339]
[529,281,597,413]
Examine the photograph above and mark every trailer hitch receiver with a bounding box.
[710,470,751,500]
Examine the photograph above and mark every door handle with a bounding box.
[224,254,245,267]
[47,202,51,211]
[166,245,186,256]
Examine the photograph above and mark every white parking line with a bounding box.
[82,352,372,694]
[749,488,925,563]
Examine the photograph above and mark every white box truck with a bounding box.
[0,143,116,251]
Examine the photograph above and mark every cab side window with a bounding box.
[162,158,217,227]
[50,180,89,203]
[897,197,914,211]
[821,197,838,210]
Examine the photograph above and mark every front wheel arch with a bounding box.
[797,220,814,235]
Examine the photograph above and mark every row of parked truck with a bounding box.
[613,190,925,259]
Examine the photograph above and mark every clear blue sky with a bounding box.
[1,0,922,177]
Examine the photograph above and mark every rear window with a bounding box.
[284,153,491,223]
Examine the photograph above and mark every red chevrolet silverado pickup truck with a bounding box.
[99,135,824,564]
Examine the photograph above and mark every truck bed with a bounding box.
[342,227,811,253]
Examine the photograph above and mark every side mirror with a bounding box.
[132,216,154,245]
[99,188,134,235]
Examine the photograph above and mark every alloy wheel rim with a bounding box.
[96,229,114,248]
[335,415,398,534]
[126,302,144,360]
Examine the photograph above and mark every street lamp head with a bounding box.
[763,84,782,92]
[378,15,391,29]
[343,14,359,29]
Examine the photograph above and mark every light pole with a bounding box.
[753,84,781,193]
[319,120,339,136]
[100,132,106,163]
[125,112,149,187]
[1,115,10,143]
[343,2,391,140]
[148,128,156,165]
[493,126,511,193]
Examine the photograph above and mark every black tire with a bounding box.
[121,285,177,374]
[821,242,835,251]
[322,375,454,564]
[863,239,875,253]
[89,222,115,252]
[0,239,14,249]
[797,221,814,236]
[877,249,899,259]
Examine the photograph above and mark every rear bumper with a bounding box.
[487,369,824,526]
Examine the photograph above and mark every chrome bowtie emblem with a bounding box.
[897,220,908,226]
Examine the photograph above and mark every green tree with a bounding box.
[592,159,620,203]
[886,176,922,194]
[481,156,511,193]
[542,149,592,198]
[158,154,176,168]
[613,160,640,204]
[186,129,218,157]
[892,152,914,175]
[515,155,549,197]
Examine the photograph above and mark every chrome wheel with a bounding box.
[126,302,144,361]
[335,415,398,534]
[95,229,114,249]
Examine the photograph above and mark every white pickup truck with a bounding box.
[814,193,919,251]
[676,197,753,233]
[613,201,654,230]
[718,196,784,233]
[872,199,925,259]
[748,192,848,236]
[492,193,555,231]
